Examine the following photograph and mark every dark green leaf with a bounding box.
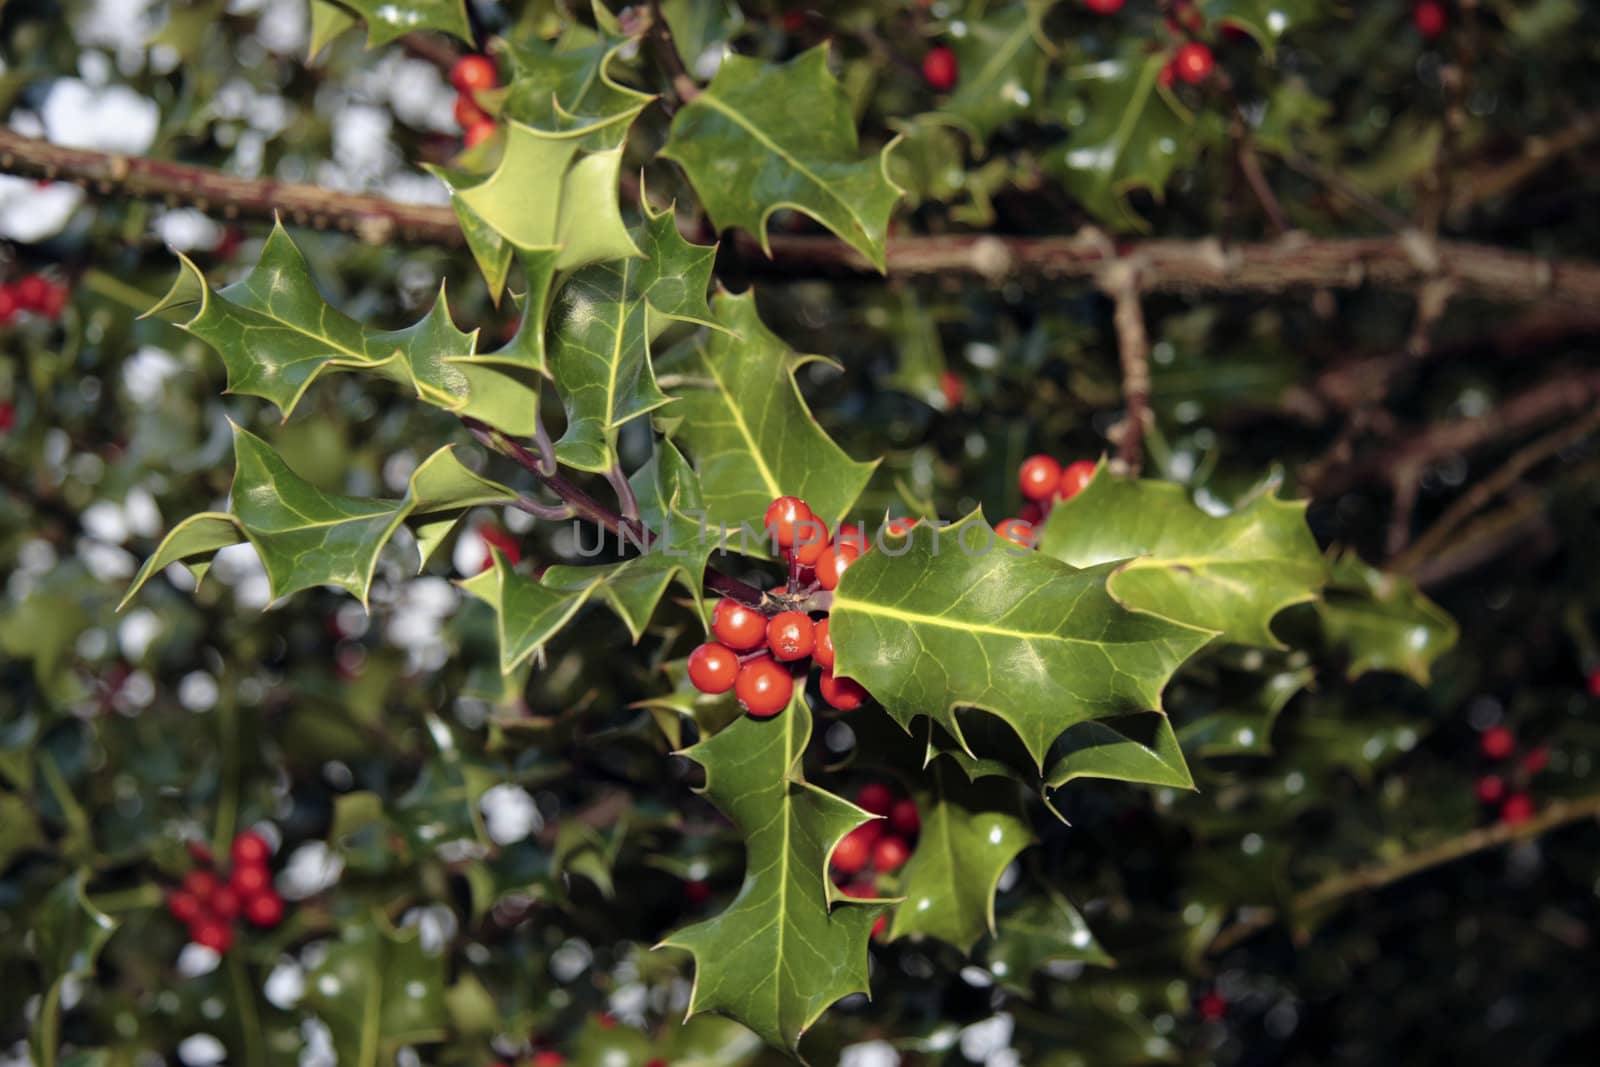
[327,0,471,46]
[936,8,1050,142]
[303,914,449,1066]
[986,889,1113,994]
[1316,553,1458,684]
[30,873,118,1067]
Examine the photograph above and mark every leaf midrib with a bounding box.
[832,594,1112,646]
[696,345,784,502]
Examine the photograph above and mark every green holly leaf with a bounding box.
[1177,665,1314,758]
[30,873,118,1067]
[985,888,1113,994]
[630,438,705,535]
[886,758,1036,952]
[549,202,718,472]
[661,46,902,271]
[657,291,877,532]
[658,695,887,1054]
[883,288,953,412]
[308,0,359,60]
[500,16,654,150]
[1316,552,1458,684]
[122,426,512,608]
[325,0,471,46]
[304,914,449,1066]
[1038,473,1326,648]
[1200,0,1326,53]
[936,8,1051,142]
[1045,713,1195,796]
[1049,54,1205,232]
[541,508,717,641]
[831,513,1214,770]
[148,223,544,433]
[459,552,592,673]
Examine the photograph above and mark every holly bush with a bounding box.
[4,0,1600,1065]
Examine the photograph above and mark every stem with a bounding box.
[1208,790,1600,956]
[5,130,1600,307]
[1100,259,1151,475]
[645,0,701,111]
[605,463,641,525]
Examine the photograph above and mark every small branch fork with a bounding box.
[1207,789,1600,957]
[461,417,773,612]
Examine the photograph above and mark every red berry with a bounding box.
[831,825,873,873]
[1587,667,1600,698]
[166,890,203,924]
[857,783,895,816]
[765,496,815,549]
[463,121,497,149]
[244,889,285,927]
[1174,42,1214,84]
[1018,454,1062,502]
[183,869,220,901]
[1057,459,1097,500]
[449,54,498,93]
[1474,774,1505,804]
[1500,793,1536,825]
[889,799,920,837]
[766,611,815,662]
[209,885,242,921]
[531,1054,564,1067]
[872,836,911,872]
[1521,746,1550,775]
[841,879,877,899]
[191,919,234,953]
[735,658,793,718]
[940,370,964,409]
[0,286,16,323]
[819,670,868,711]
[688,642,740,693]
[1198,991,1227,1022]
[816,542,861,591]
[712,598,768,651]
[38,282,67,319]
[813,618,834,671]
[871,914,888,938]
[684,879,712,905]
[995,518,1035,549]
[1085,0,1125,13]
[1159,61,1177,88]
[454,93,488,129]
[835,523,869,554]
[1480,725,1515,760]
[784,524,830,567]
[231,830,271,867]
[922,45,958,92]
[15,274,49,310]
[1414,1,1446,38]
[230,862,271,898]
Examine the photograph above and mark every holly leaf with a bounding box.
[304,914,449,1066]
[830,513,1214,769]
[328,0,471,46]
[657,291,877,532]
[1045,713,1195,797]
[548,202,717,472]
[1177,665,1314,758]
[886,758,1036,952]
[985,889,1113,994]
[1038,473,1326,648]
[1316,552,1458,684]
[309,0,359,60]
[630,438,704,535]
[936,7,1050,143]
[541,508,717,641]
[661,45,902,271]
[121,426,512,609]
[1049,54,1204,232]
[459,553,593,673]
[30,873,118,1067]
[884,288,953,411]
[148,223,545,433]
[658,695,887,1054]
[500,15,654,150]
[1200,0,1326,53]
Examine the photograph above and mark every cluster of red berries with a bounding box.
[0,272,69,324]
[164,830,284,953]
[1475,725,1547,826]
[1414,1,1447,38]
[449,54,500,149]
[687,496,873,717]
[989,454,1098,550]
[833,782,920,937]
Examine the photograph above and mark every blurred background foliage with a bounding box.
[4,0,1600,1064]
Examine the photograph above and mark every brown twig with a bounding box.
[6,131,1600,308]
[643,0,701,112]
[1393,408,1600,572]
[1099,258,1151,474]
[1208,789,1600,956]
[1451,111,1600,217]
